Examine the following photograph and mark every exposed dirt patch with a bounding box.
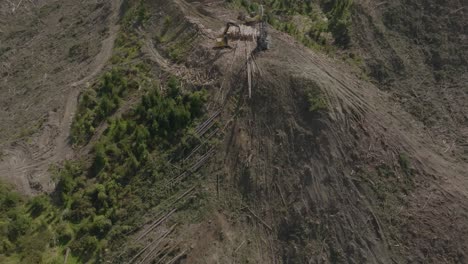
[351,0,468,161]
[0,0,121,194]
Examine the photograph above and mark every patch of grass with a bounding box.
[154,15,173,44]
[153,16,197,63]
[398,153,412,176]
[355,159,415,252]
[16,116,46,140]
[111,31,143,64]
[172,189,213,224]
[0,46,11,57]
[168,33,196,63]
[307,87,328,113]
[121,0,150,29]
[68,43,89,62]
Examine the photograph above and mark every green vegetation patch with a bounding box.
[227,0,353,51]
[153,15,197,63]
[0,182,58,263]
[71,67,142,145]
[1,78,207,263]
[65,77,206,262]
[72,1,151,146]
[398,152,413,176]
[307,86,328,113]
[168,32,197,63]
[355,156,415,253]
[323,0,352,48]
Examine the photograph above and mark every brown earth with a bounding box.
[351,0,468,161]
[0,0,121,194]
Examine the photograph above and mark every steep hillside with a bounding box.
[139,1,467,263]
[0,0,120,194]
[0,0,466,263]
[352,0,468,161]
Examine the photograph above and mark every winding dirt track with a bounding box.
[0,0,121,195]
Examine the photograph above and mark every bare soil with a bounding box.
[0,0,121,194]
[351,0,468,161]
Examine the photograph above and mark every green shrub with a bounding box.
[136,2,150,26]
[399,153,412,176]
[307,87,328,113]
[71,67,140,145]
[28,195,50,218]
[0,238,14,253]
[92,143,109,176]
[90,215,112,238]
[20,250,43,264]
[69,235,99,261]
[0,183,21,214]
[18,230,53,262]
[7,211,31,241]
[324,0,353,48]
[68,195,95,223]
[122,0,149,29]
[54,161,83,206]
[232,0,353,50]
[56,222,74,245]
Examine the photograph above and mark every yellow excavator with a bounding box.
[213,22,241,49]
[214,6,267,50]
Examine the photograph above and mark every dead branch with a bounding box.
[137,224,177,264]
[135,208,177,242]
[233,240,246,254]
[166,249,188,264]
[246,207,272,231]
[173,148,214,184]
[155,243,181,264]
[275,182,287,207]
[184,127,219,162]
[63,248,70,264]
[195,110,221,134]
